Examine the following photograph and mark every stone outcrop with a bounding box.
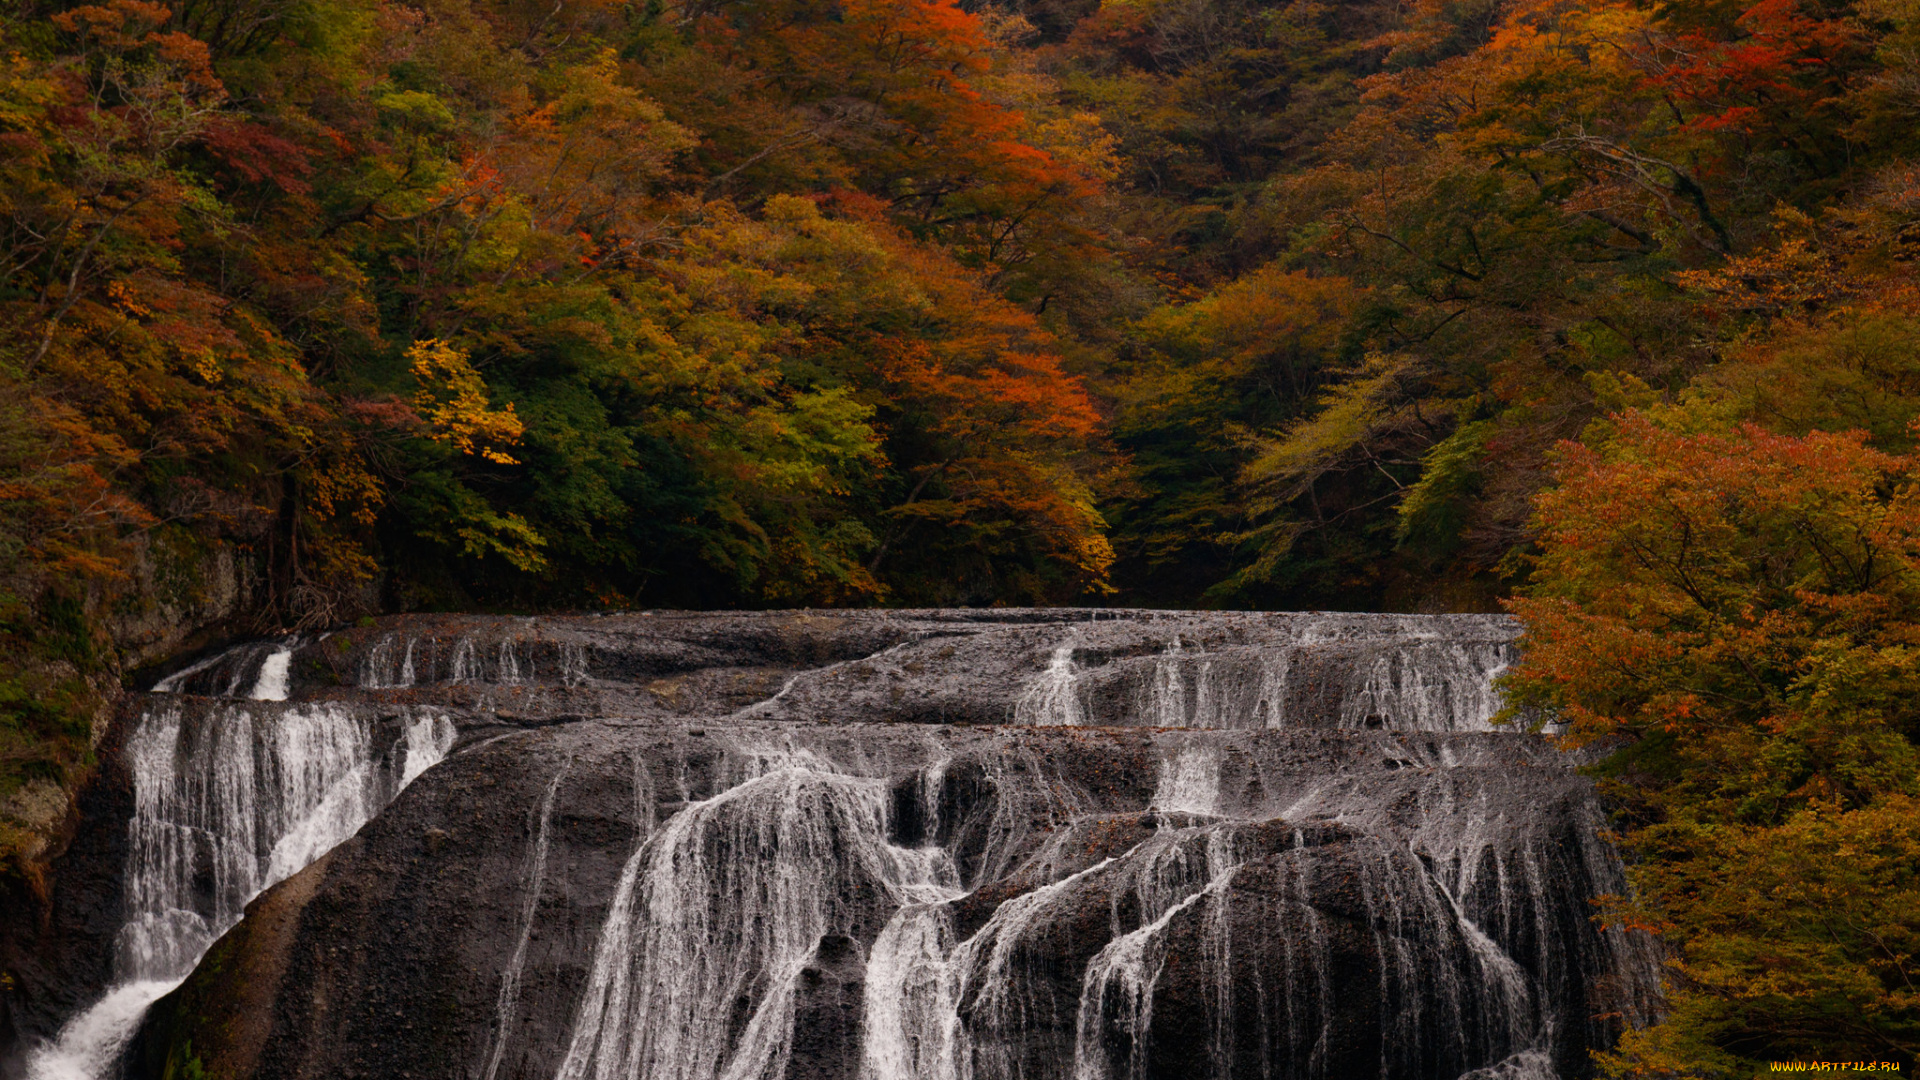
[4,610,1661,1080]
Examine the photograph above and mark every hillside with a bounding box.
[5,0,1920,1071]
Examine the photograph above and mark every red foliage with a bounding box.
[202,119,314,194]
[1647,0,1870,137]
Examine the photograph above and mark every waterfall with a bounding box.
[361,634,420,689]
[24,679,455,1080]
[1132,644,1298,730]
[559,642,591,687]
[555,766,958,1080]
[860,900,965,1080]
[1011,618,1516,731]
[1013,645,1084,726]
[550,732,1633,1080]
[1141,638,1189,728]
[1149,742,1221,816]
[857,853,1128,1080]
[1336,640,1514,733]
[1070,868,1236,1080]
[151,637,301,699]
[357,626,593,692]
[498,638,525,684]
[249,643,295,701]
[33,612,1662,1080]
[452,637,481,683]
[1055,824,1544,1080]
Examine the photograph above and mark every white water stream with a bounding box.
[556,764,959,1080]
[1013,644,1085,726]
[23,678,454,1080]
[1008,620,1518,731]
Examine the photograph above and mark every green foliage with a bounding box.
[1103,267,1362,603]
[1677,312,1920,452]
[159,1038,210,1080]
[1396,419,1489,555]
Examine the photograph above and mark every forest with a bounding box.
[2,0,1920,1071]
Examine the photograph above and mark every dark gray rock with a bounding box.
[6,611,1656,1080]
[129,722,1654,1080]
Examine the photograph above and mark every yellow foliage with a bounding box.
[1242,352,1416,505]
[407,339,525,464]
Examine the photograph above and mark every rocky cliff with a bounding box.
[3,610,1661,1080]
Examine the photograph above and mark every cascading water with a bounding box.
[361,634,419,689]
[1148,736,1224,816]
[992,618,1519,731]
[355,624,595,702]
[248,641,296,702]
[555,764,959,1080]
[530,616,1653,1080]
[15,611,1662,1080]
[1013,645,1085,726]
[21,645,455,1080]
[846,753,1572,1080]
[1335,638,1515,732]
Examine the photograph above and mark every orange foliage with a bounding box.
[1511,413,1918,748]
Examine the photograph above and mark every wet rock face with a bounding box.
[0,707,136,1059]
[141,609,1520,732]
[13,610,1657,1080]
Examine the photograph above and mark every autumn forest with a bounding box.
[5,0,1920,1070]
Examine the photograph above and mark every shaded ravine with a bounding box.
[2,610,1659,1080]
